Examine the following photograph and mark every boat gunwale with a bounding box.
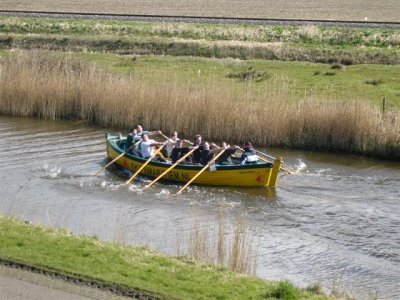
[106,133,274,171]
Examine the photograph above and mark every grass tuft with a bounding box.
[365,79,383,85]
[265,281,301,300]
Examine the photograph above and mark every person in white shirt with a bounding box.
[140,134,165,159]
[166,131,179,158]
[133,124,162,142]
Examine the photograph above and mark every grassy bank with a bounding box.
[0,17,399,65]
[0,52,399,159]
[0,216,329,299]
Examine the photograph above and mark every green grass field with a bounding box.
[0,217,330,300]
[72,52,400,105]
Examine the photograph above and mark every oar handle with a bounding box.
[239,148,292,175]
[176,149,226,195]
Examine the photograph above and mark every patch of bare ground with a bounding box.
[0,259,158,299]
[0,0,399,22]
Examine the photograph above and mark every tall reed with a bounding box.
[0,52,399,159]
[181,209,259,275]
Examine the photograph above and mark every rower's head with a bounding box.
[130,128,137,135]
[244,141,253,149]
[136,124,143,133]
[170,131,178,141]
[203,141,210,150]
[221,142,228,148]
[141,133,149,142]
[195,134,202,144]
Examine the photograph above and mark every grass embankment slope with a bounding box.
[0,217,328,300]
[0,0,399,22]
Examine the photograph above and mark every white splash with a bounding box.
[156,189,170,197]
[43,164,62,179]
[293,159,307,173]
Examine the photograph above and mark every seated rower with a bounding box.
[165,131,179,158]
[124,128,137,152]
[170,139,193,163]
[134,124,162,142]
[240,141,259,165]
[140,134,166,161]
[186,134,203,164]
[217,142,240,164]
[200,141,221,165]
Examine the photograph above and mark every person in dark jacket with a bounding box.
[240,141,259,165]
[199,141,222,165]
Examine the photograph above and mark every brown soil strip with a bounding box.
[0,10,399,29]
[0,0,399,22]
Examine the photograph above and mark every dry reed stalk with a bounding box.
[0,52,399,159]
[217,208,225,265]
[182,210,258,275]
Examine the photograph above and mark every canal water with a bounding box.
[0,116,399,299]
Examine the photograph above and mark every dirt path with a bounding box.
[0,264,129,300]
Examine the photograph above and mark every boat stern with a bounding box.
[267,157,282,187]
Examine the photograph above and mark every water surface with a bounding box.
[0,116,399,299]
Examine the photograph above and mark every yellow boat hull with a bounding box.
[106,133,281,187]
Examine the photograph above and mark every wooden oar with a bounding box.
[238,147,292,175]
[254,149,281,163]
[176,149,226,195]
[258,156,292,175]
[125,145,165,185]
[93,152,125,176]
[160,133,170,140]
[143,147,198,190]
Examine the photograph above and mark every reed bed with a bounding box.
[0,52,399,159]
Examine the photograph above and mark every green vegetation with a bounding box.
[71,53,400,104]
[0,53,399,159]
[1,17,399,48]
[0,16,398,158]
[0,216,329,299]
[0,17,399,65]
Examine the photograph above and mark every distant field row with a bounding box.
[1,17,399,67]
[0,0,399,22]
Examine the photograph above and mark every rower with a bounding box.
[140,134,166,162]
[240,141,259,165]
[134,124,162,142]
[200,141,221,165]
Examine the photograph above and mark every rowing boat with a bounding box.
[106,133,282,187]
